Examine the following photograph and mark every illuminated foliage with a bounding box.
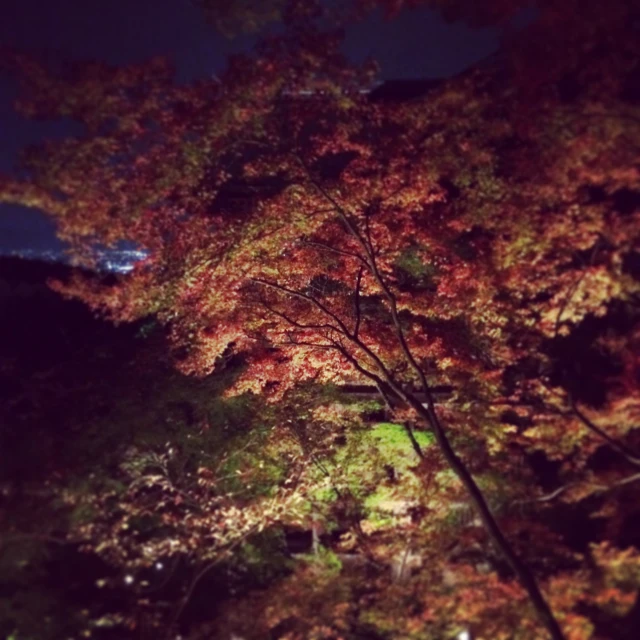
[2,0,640,638]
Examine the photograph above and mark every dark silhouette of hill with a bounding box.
[0,257,155,485]
[0,255,75,295]
[0,257,138,372]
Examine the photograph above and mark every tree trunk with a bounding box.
[408,393,566,640]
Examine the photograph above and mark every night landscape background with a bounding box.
[1,1,639,639]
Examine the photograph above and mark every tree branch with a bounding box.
[353,266,364,339]
[517,471,640,505]
[164,523,261,640]
[571,396,640,468]
[259,299,344,335]
[300,239,367,265]
[251,277,353,338]
[271,153,566,640]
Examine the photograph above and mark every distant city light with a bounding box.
[457,631,471,640]
[124,574,134,585]
[4,246,149,274]
[155,561,164,570]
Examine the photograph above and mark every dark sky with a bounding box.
[0,0,501,253]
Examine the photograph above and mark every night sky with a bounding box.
[0,0,502,254]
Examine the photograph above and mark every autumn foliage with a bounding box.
[1,0,640,638]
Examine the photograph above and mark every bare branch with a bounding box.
[300,239,367,265]
[554,271,588,337]
[353,266,364,338]
[516,471,640,505]
[571,395,640,468]
[279,336,338,350]
[251,277,353,338]
[259,299,344,335]
[164,523,261,640]
[373,380,425,462]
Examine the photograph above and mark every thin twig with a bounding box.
[164,524,261,640]
[571,395,640,468]
[251,277,351,337]
[300,239,367,265]
[517,471,640,505]
[353,266,364,338]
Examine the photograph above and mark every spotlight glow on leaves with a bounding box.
[1,1,639,639]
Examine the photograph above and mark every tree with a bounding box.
[0,257,309,638]
[2,1,640,637]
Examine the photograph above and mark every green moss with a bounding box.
[364,485,396,509]
[371,423,433,461]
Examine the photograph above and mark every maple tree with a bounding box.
[0,261,296,637]
[2,0,640,638]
